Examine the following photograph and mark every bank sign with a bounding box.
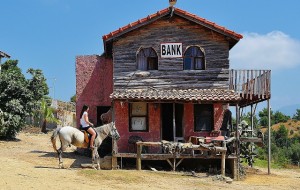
[161,43,182,58]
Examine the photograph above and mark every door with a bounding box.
[161,103,183,141]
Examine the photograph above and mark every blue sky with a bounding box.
[1,0,300,115]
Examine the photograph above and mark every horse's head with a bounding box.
[109,122,120,140]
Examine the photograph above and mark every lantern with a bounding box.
[169,0,177,7]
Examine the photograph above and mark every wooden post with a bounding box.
[112,155,118,170]
[221,141,226,176]
[136,143,142,170]
[268,99,271,175]
[173,158,176,171]
[112,139,118,170]
[235,104,240,180]
[233,158,238,180]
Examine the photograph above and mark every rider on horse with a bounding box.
[80,105,97,149]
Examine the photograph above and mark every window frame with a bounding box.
[183,46,205,70]
[194,104,214,132]
[129,102,149,132]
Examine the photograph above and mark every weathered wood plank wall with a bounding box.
[113,16,230,90]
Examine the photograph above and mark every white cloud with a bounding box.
[230,31,300,70]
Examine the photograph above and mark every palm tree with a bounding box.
[40,99,59,133]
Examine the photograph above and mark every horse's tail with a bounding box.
[51,128,61,152]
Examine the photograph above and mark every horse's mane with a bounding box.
[94,122,112,135]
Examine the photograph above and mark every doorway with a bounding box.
[161,103,183,141]
[97,106,111,126]
[97,106,112,157]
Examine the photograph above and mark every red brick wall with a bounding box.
[76,55,113,126]
[114,101,225,153]
[183,103,224,141]
[114,100,161,153]
[214,103,224,131]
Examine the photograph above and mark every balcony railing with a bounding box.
[229,70,271,106]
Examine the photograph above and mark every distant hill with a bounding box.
[277,104,300,117]
[261,119,300,138]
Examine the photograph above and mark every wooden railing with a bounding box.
[229,70,271,101]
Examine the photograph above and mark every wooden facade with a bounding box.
[111,16,232,90]
[76,7,271,180]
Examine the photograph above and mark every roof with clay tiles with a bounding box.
[110,88,241,102]
[102,7,243,42]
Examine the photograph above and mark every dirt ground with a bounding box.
[1,128,300,190]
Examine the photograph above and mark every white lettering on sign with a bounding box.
[161,43,182,58]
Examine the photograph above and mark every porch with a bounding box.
[112,137,238,179]
[229,69,271,107]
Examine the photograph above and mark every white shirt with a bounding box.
[80,111,89,128]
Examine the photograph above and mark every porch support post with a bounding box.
[235,103,240,180]
[268,99,271,175]
[111,101,118,170]
[250,104,253,136]
[221,141,226,176]
[136,143,142,170]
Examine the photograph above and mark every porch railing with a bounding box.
[229,70,271,101]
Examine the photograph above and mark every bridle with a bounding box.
[98,124,119,140]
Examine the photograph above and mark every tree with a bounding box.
[40,98,59,133]
[240,112,259,128]
[258,108,274,126]
[273,125,290,148]
[27,68,49,102]
[273,111,290,124]
[0,60,48,139]
[258,109,289,127]
[70,94,76,103]
[292,109,300,121]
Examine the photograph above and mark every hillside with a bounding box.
[261,119,300,138]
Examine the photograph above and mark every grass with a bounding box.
[241,158,284,169]
[253,159,282,169]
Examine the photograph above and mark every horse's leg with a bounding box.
[95,149,101,170]
[58,141,69,169]
[58,148,64,169]
[91,148,96,170]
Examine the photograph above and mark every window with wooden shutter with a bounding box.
[137,48,158,71]
[183,46,205,70]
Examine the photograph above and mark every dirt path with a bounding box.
[0,130,300,190]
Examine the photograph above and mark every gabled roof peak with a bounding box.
[102,7,243,42]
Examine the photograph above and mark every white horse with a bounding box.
[51,122,120,170]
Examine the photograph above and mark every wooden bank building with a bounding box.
[76,5,271,179]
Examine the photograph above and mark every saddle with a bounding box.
[80,128,98,145]
[83,131,90,144]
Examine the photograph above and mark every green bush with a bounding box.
[0,60,48,139]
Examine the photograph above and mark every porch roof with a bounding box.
[110,88,241,103]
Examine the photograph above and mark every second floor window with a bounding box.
[137,47,158,71]
[183,46,205,70]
